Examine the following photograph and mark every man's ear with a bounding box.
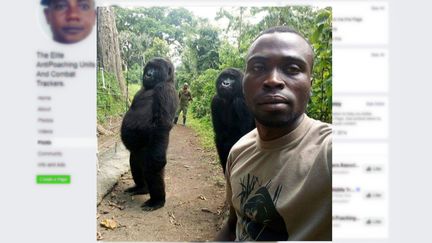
[309,77,313,97]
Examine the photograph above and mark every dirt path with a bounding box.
[97,125,227,241]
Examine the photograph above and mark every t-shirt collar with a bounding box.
[256,114,312,150]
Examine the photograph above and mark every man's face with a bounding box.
[243,32,314,127]
[44,0,96,44]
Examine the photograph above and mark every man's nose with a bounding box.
[66,6,80,20]
[263,69,285,90]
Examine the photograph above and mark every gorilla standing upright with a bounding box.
[211,68,255,173]
[120,57,178,211]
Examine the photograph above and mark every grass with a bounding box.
[187,114,216,152]
[186,114,224,178]
[127,83,141,102]
[97,71,128,124]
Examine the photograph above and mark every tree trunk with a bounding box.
[97,7,127,98]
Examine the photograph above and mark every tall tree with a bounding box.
[189,25,221,72]
[97,7,127,98]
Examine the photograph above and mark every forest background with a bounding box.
[97,5,332,147]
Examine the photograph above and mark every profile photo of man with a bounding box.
[41,0,96,44]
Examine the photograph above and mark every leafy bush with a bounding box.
[175,69,195,90]
[189,69,219,119]
[97,71,127,123]
[307,7,332,123]
[125,63,143,84]
[218,41,246,70]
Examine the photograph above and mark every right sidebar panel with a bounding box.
[332,1,389,239]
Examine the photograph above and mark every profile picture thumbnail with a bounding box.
[41,0,96,44]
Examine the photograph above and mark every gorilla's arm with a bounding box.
[233,98,255,134]
[211,96,232,166]
[211,96,225,141]
[153,82,178,128]
[120,88,155,151]
[130,88,153,109]
[123,88,154,131]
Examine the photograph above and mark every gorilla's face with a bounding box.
[217,75,238,98]
[221,78,235,88]
[143,65,164,88]
[216,69,244,99]
[142,58,174,89]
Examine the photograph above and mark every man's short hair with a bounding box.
[252,26,315,71]
[40,0,51,5]
[41,0,95,6]
[255,26,312,47]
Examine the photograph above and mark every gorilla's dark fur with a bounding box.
[120,57,178,211]
[211,68,255,173]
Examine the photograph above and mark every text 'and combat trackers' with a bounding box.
[35,51,96,184]
[36,51,95,87]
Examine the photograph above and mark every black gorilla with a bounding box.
[120,57,178,211]
[211,68,255,173]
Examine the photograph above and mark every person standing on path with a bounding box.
[174,83,193,126]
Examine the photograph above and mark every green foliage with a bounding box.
[127,83,141,103]
[251,6,316,38]
[175,68,194,89]
[125,63,142,84]
[113,6,332,127]
[189,69,219,119]
[186,114,216,151]
[218,41,246,70]
[118,30,149,68]
[115,7,197,69]
[307,7,332,123]
[97,71,127,123]
[143,37,170,63]
[190,26,221,72]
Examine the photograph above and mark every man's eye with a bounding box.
[79,3,90,11]
[252,64,265,72]
[53,3,68,11]
[285,65,301,74]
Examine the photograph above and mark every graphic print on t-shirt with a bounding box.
[237,174,289,241]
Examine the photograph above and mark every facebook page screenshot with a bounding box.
[1,0,431,242]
